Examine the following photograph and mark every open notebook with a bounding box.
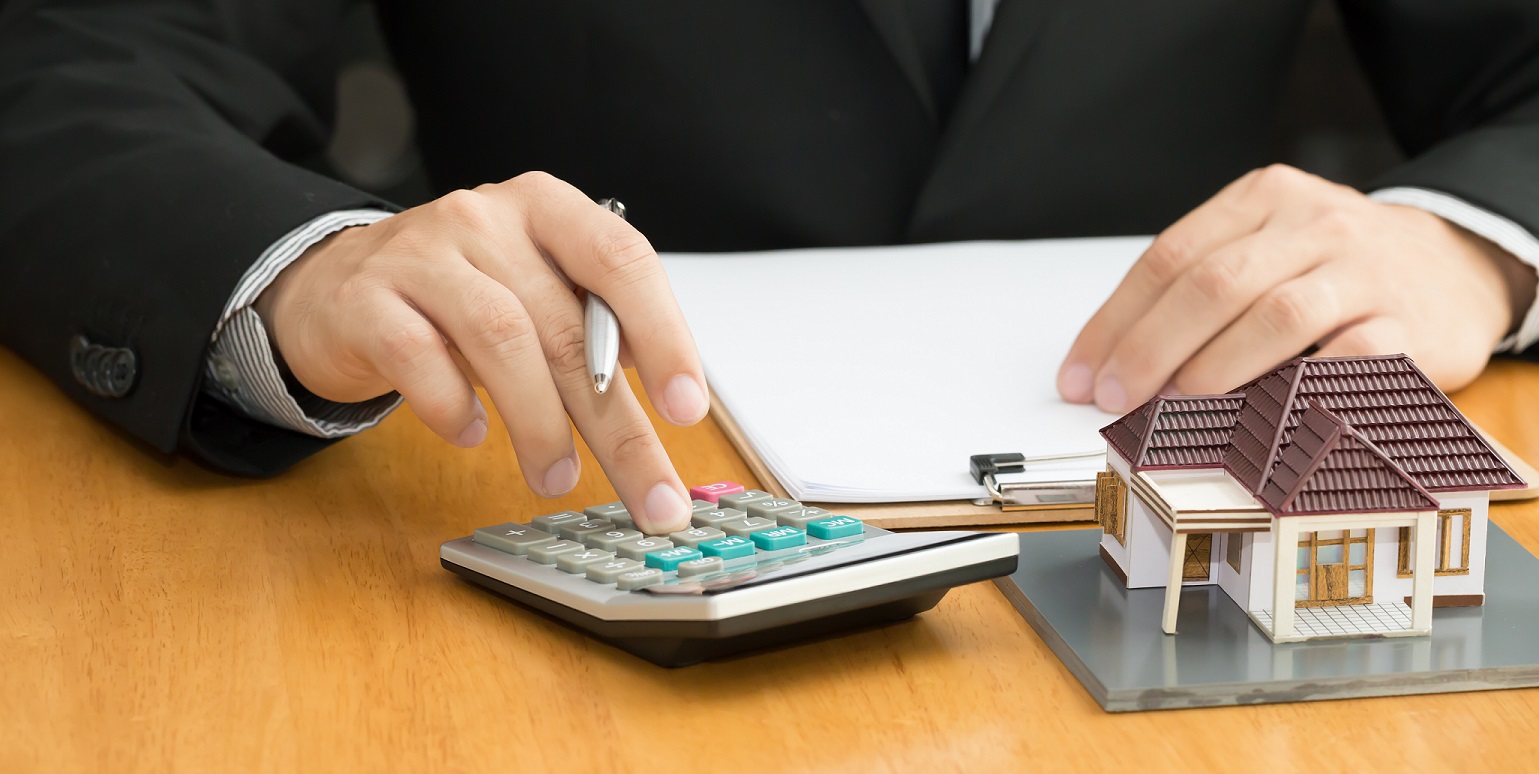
[661,237,1148,512]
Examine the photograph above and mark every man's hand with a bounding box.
[1057,164,1536,413]
[254,172,708,534]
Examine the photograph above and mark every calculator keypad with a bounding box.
[470,482,868,592]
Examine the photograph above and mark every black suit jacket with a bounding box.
[2,0,1537,475]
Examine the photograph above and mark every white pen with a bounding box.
[585,198,625,394]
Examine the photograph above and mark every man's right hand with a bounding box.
[253,172,708,534]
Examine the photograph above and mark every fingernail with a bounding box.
[641,482,688,534]
[1059,362,1094,403]
[1095,376,1128,414]
[662,374,708,424]
[455,418,488,448]
[542,456,580,498]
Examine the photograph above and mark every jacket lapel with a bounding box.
[946,0,1056,139]
[853,0,937,120]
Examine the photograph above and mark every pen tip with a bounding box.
[593,374,610,394]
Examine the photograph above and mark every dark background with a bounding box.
[319,1,1404,211]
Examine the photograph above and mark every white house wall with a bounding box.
[1100,449,1135,583]
[1217,532,1251,609]
[1374,491,1490,604]
[1127,497,1174,588]
[1246,530,1276,613]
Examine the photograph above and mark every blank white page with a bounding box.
[661,237,1149,502]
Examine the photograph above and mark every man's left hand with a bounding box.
[1057,164,1536,412]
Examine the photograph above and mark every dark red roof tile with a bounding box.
[1100,394,1245,471]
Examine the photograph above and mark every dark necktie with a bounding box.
[903,0,971,121]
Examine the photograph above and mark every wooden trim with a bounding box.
[1099,544,1128,586]
[1403,594,1485,608]
[1296,528,1373,607]
[1397,526,1412,578]
[1225,533,1243,573]
[1402,510,1474,577]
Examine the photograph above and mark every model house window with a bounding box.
[1296,529,1374,607]
[1226,533,1243,572]
[1397,509,1472,577]
[1095,468,1127,546]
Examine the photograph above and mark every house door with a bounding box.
[1296,529,1375,607]
[1182,534,1212,581]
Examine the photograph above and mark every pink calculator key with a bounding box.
[689,481,746,504]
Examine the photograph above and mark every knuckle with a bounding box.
[465,291,534,351]
[1311,207,1362,240]
[1257,285,1316,335]
[1139,235,1192,287]
[604,422,663,466]
[1254,163,1306,192]
[377,321,439,370]
[543,318,588,377]
[1185,256,1243,304]
[435,189,495,233]
[591,228,658,283]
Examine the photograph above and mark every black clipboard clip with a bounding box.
[968,451,1103,510]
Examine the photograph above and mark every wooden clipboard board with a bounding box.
[709,394,1539,531]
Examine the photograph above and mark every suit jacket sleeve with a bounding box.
[0,0,398,475]
[1339,0,1539,346]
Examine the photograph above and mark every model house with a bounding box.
[1095,355,1524,643]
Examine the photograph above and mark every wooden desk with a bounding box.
[3,348,1538,772]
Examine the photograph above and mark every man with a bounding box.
[2,1,1537,535]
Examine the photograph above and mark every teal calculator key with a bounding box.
[717,489,773,510]
[644,546,704,571]
[750,526,806,550]
[698,535,755,559]
[806,515,863,539]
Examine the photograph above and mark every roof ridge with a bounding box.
[1256,361,1307,492]
[1131,396,1167,468]
[1301,404,1439,507]
[1274,406,1344,513]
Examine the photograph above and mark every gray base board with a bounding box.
[994,524,1539,712]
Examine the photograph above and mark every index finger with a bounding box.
[507,174,709,429]
[1057,167,1277,403]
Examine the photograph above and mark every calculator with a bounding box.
[440,481,1020,666]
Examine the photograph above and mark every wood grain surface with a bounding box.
[3,348,1538,772]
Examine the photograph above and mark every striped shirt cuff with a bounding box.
[205,208,401,438]
[1371,187,1539,354]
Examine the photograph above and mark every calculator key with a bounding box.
[616,568,665,591]
[559,520,616,542]
[745,498,801,521]
[615,537,675,561]
[692,507,748,529]
[717,490,774,510]
[530,511,587,533]
[473,523,557,556]
[645,546,704,571]
[586,528,644,551]
[689,481,747,504]
[669,526,727,548]
[750,526,806,551]
[556,549,615,574]
[676,556,725,578]
[585,558,646,584]
[807,516,863,540]
[584,501,632,527]
[691,500,718,515]
[527,540,585,564]
[773,506,834,530]
[698,535,755,560]
[721,516,778,538]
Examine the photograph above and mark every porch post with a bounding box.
[1411,510,1437,631]
[1271,517,1298,640]
[1161,531,1188,634]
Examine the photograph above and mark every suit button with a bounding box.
[70,334,138,398]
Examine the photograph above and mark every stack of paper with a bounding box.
[660,237,1149,503]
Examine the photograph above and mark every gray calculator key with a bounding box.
[692,507,748,529]
[530,511,587,533]
[584,501,631,528]
[556,549,615,574]
[717,490,773,510]
[616,568,665,591]
[691,499,718,514]
[745,498,801,521]
[473,523,558,556]
[585,558,646,584]
[527,540,585,564]
[721,516,778,538]
[676,556,725,578]
[773,506,834,530]
[615,537,674,561]
[559,520,616,542]
[586,528,644,551]
[669,526,727,548]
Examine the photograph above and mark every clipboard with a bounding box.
[708,394,1539,531]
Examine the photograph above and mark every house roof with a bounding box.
[1222,354,1525,496]
[1101,394,1245,471]
[1256,404,1439,515]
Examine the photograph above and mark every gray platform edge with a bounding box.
[994,525,1539,712]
